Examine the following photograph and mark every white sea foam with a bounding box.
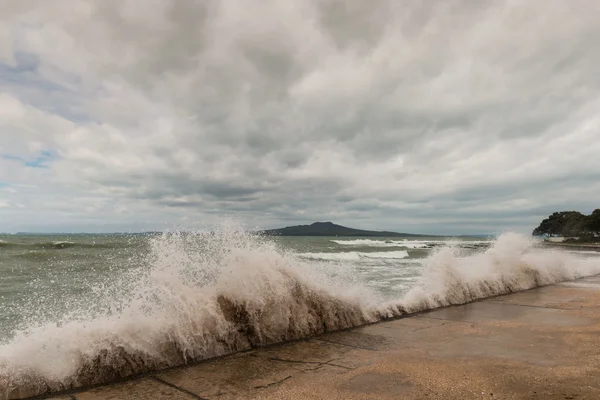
[563,250,600,256]
[0,224,379,399]
[0,229,598,399]
[386,233,600,314]
[298,250,410,261]
[331,239,431,248]
[331,238,492,249]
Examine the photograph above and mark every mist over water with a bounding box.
[0,223,599,399]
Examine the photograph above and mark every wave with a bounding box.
[298,250,410,261]
[389,234,600,314]
[49,241,76,249]
[563,250,600,255]
[0,240,127,251]
[0,225,379,399]
[331,238,491,249]
[0,228,598,400]
[331,238,433,248]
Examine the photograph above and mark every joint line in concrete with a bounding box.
[253,375,292,389]
[148,376,209,400]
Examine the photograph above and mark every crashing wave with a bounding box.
[0,229,598,399]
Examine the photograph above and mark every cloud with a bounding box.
[0,0,599,234]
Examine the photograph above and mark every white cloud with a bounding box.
[0,0,599,234]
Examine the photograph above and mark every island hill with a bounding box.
[261,222,437,237]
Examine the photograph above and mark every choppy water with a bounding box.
[0,224,599,399]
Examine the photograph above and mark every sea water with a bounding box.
[0,222,599,397]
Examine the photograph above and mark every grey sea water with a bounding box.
[1,227,599,398]
[0,232,487,342]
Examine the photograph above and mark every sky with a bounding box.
[1,0,600,235]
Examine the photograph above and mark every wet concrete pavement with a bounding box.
[43,276,600,399]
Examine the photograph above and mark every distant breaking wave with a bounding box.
[331,238,491,249]
[331,239,429,248]
[0,240,128,250]
[1,226,599,400]
[299,250,410,261]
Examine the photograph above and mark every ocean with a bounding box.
[1,224,599,397]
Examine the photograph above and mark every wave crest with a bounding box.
[396,233,598,313]
[0,226,378,399]
[0,239,130,250]
[299,250,409,261]
[331,238,492,249]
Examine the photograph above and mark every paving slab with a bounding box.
[73,378,199,400]
[424,300,593,326]
[17,275,600,399]
[44,397,76,400]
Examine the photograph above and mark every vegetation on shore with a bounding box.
[533,209,600,242]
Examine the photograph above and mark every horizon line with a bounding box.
[2,230,496,238]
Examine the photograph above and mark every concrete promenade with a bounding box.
[36,275,600,399]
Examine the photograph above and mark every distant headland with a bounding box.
[533,209,600,242]
[533,209,599,250]
[260,221,440,237]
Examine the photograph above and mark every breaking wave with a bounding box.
[331,239,426,248]
[0,239,132,250]
[299,250,410,260]
[331,238,491,249]
[396,233,600,313]
[1,227,598,399]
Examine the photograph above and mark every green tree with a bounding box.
[533,214,560,237]
[585,209,600,237]
[532,211,587,237]
[561,212,587,236]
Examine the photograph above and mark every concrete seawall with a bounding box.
[14,275,600,400]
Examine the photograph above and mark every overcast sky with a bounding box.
[1,0,599,234]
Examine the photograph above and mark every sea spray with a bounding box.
[0,224,379,399]
[1,229,599,399]
[394,233,600,314]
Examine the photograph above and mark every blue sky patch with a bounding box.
[2,150,57,169]
[25,150,56,168]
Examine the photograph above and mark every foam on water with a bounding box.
[0,228,598,399]
[0,240,123,250]
[332,239,437,248]
[299,250,410,260]
[331,239,424,248]
[0,224,378,398]
[564,250,600,255]
[393,233,600,314]
[331,238,492,249]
